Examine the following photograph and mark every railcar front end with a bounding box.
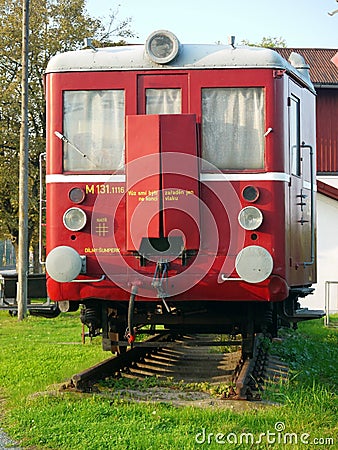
[43,31,320,350]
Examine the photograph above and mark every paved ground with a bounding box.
[0,429,21,450]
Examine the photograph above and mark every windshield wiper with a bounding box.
[54,131,98,168]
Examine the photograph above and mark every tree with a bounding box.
[0,0,135,269]
[241,36,287,48]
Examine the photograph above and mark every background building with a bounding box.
[276,48,338,312]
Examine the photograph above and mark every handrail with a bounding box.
[70,275,106,283]
[300,143,315,267]
[39,152,46,265]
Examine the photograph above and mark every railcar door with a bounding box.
[288,80,316,286]
[125,74,200,253]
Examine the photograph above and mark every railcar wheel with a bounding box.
[241,333,255,359]
[80,304,101,338]
[58,300,79,312]
[109,332,127,354]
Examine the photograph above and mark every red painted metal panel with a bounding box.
[160,114,200,249]
[125,114,200,251]
[45,65,317,304]
[125,115,161,251]
[137,74,188,114]
[316,89,338,173]
[46,74,63,174]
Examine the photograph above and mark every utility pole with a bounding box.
[17,0,30,321]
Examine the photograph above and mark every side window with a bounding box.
[145,88,181,114]
[201,87,265,170]
[63,90,125,172]
[289,95,301,176]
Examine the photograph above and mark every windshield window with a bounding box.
[202,87,265,170]
[63,90,125,172]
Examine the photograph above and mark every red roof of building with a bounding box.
[317,180,338,201]
[274,48,338,86]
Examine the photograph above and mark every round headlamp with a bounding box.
[46,246,82,283]
[238,206,263,230]
[235,245,273,283]
[63,207,87,231]
[145,30,180,64]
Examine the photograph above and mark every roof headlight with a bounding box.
[63,207,87,231]
[238,206,263,231]
[145,30,180,64]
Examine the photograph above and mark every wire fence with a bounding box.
[0,239,16,269]
[324,281,338,328]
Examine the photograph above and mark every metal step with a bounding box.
[294,308,325,319]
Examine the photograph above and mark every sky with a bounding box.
[86,0,338,48]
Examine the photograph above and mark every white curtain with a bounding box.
[63,90,125,172]
[145,88,181,115]
[202,87,265,170]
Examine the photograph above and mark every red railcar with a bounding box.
[44,31,320,351]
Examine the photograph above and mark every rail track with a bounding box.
[63,332,288,401]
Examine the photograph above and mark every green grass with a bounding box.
[326,314,338,328]
[0,312,337,449]
[269,319,338,390]
[0,312,106,405]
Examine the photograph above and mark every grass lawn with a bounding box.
[0,311,337,449]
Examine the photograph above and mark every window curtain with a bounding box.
[63,90,125,171]
[202,87,265,170]
[145,88,181,115]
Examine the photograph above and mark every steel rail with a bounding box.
[66,332,175,391]
[224,334,269,400]
[65,332,274,400]
[108,339,242,348]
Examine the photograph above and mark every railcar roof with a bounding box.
[45,40,315,93]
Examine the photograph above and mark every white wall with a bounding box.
[302,191,338,312]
